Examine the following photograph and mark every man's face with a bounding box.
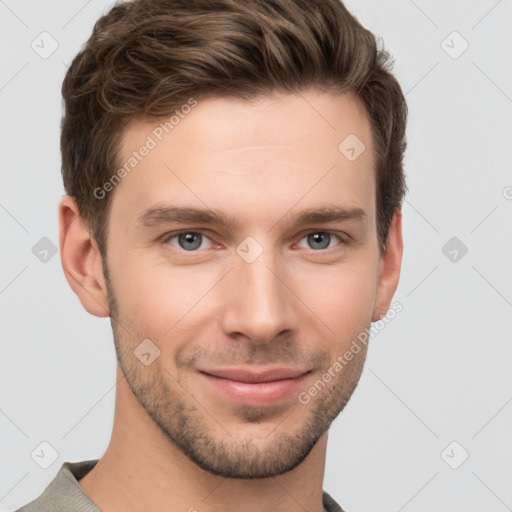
[103,90,380,478]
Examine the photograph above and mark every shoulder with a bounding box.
[323,489,347,512]
[15,460,99,512]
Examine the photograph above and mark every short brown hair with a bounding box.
[61,0,408,257]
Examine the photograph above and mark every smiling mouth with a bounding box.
[198,367,311,406]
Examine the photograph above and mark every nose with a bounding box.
[220,246,297,345]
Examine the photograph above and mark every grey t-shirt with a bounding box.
[16,459,345,512]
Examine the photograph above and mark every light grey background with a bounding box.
[1,1,511,511]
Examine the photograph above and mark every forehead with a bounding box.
[124,90,372,154]
[111,90,376,228]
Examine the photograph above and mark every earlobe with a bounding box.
[371,208,404,323]
[58,195,110,318]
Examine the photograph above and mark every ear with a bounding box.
[371,208,403,322]
[58,195,110,317]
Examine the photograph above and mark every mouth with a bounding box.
[198,367,311,406]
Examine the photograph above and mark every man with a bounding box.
[18,0,407,510]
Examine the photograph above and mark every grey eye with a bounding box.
[177,232,204,251]
[306,232,333,250]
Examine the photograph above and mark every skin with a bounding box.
[59,89,403,512]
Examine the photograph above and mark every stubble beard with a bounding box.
[103,264,367,479]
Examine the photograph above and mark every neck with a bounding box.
[78,365,329,512]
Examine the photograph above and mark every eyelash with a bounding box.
[162,229,349,253]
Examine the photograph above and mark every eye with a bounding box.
[164,231,215,251]
[296,231,344,251]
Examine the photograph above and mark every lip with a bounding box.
[198,367,311,406]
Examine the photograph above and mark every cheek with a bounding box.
[108,240,379,351]
[107,253,187,334]
[292,258,378,340]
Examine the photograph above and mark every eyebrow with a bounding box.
[136,205,367,232]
